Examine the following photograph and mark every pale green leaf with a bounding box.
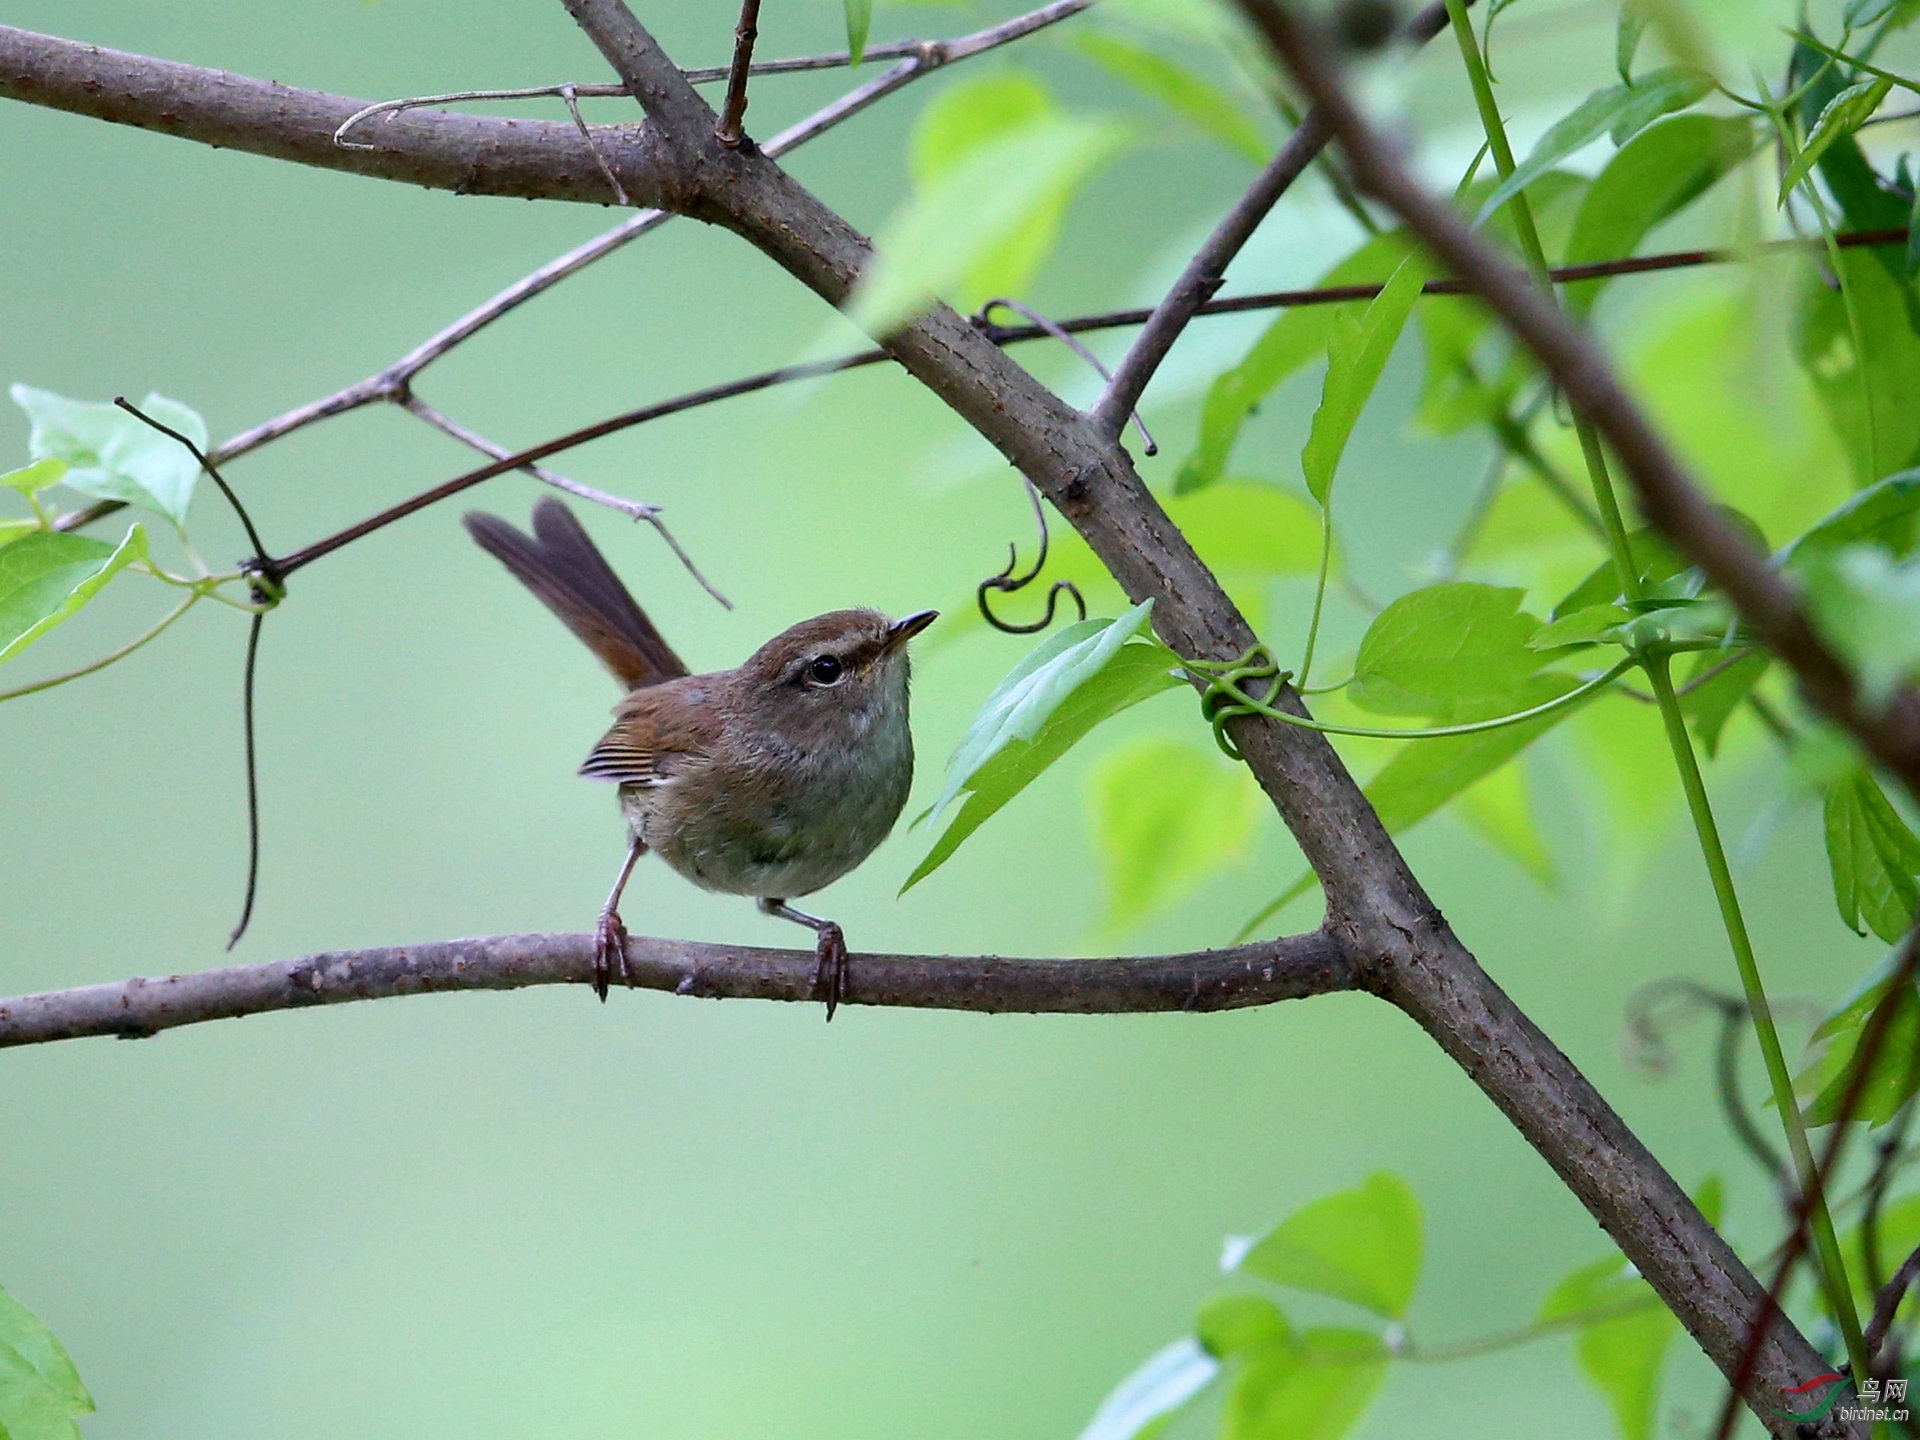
[906,606,1184,888]
[1456,758,1555,884]
[1174,481,1324,575]
[843,0,872,66]
[0,519,39,548]
[1349,582,1544,717]
[1797,946,1920,1127]
[1076,31,1267,164]
[1780,78,1893,205]
[1825,767,1920,942]
[1090,738,1259,928]
[0,1284,93,1440]
[11,386,205,526]
[1781,467,1920,566]
[1539,1254,1674,1440]
[1197,1294,1291,1358]
[1562,115,1755,317]
[1802,544,1920,703]
[848,113,1129,336]
[1177,232,1410,495]
[1221,1328,1388,1440]
[1235,1173,1422,1318]
[0,525,148,665]
[910,73,1057,185]
[1793,248,1920,484]
[1617,2,1648,82]
[1301,253,1427,507]
[1681,650,1767,758]
[1475,67,1715,224]
[1075,1337,1219,1440]
[1,459,65,496]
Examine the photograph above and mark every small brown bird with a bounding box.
[464,499,936,1017]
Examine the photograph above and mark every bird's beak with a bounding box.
[883,609,939,653]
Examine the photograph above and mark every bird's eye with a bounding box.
[807,654,844,685]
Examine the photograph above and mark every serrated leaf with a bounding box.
[11,386,205,526]
[851,117,1127,335]
[1,459,65,496]
[1076,1337,1220,1440]
[1091,737,1259,928]
[1781,77,1894,205]
[1540,1253,1674,1440]
[906,606,1185,889]
[1475,67,1714,225]
[1562,115,1755,317]
[1077,31,1266,165]
[1302,254,1427,508]
[0,525,148,665]
[1826,767,1920,942]
[0,1284,93,1440]
[1177,231,1411,495]
[843,0,872,66]
[1236,1173,1421,1318]
[1797,946,1920,1127]
[1221,1328,1388,1440]
[1349,582,1544,717]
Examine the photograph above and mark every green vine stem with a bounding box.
[0,591,200,704]
[1442,0,1874,1384]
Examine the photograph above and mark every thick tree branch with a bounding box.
[1235,0,1920,811]
[0,25,670,205]
[0,929,1353,1047]
[546,1,1835,1429]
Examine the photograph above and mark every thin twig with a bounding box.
[715,0,763,147]
[560,84,630,204]
[1092,0,1467,435]
[1870,1240,1920,1355]
[0,927,1355,1047]
[978,297,1156,454]
[400,394,731,609]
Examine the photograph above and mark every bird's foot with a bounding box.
[811,922,848,1022]
[593,908,631,1002]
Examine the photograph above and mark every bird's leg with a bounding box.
[594,840,646,1002]
[759,898,848,1021]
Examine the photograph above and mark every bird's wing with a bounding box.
[578,678,718,786]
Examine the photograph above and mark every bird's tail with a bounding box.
[464,498,688,690]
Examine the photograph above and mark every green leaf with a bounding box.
[1,459,65,496]
[1797,946,1920,1127]
[1825,767,1920,942]
[11,386,205,526]
[906,605,1184,889]
[1177,231,1411,495]
[1562,115,1755,317]
[1075,1337,1220,1440]
[1474,67,1714,225]
[1792,247,1920,485]
[1236,1172,1421,1318]
[1781,467,1920,566]
[1301,254,1427,508]
[1197,1294,1292,1358]
[1781,77,1894,205]
[1091,738,1258,928]
[0,1283,93,1440]
[1554,512,1767,617]
[0,525,148,665]
[843,0,871,66]
[1367,675,1586,833]
[1681,650,1767,758]
[1076,32,1266,165]
[1455,758,1555,885]
[1174,480,1324,576]
[0,519,40,549]
[848,108,1128,336]
[1539,1254,1673,1440]
[1530,603,1631,652]
[1802,544,1920,702]
[1616,2,1648,82]
[1349,582,1544,717]
[911,73,1056,185]
[1221,1328,1388,1440]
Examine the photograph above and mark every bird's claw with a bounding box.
[593,909,630,1002]
[812,922,848,1022]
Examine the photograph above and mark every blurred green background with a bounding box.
[0,2,1884,1437]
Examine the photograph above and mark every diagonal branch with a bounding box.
[715,0,763,147]
[1233,0,1920,810]
[0,25,669,205]
[0,929,1354,1048]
